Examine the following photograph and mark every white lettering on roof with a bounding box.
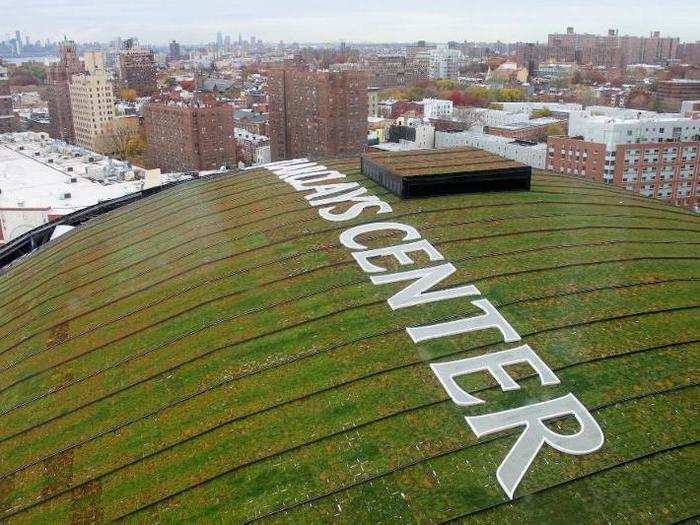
[266,160,604,500]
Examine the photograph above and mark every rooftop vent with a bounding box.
[60,192,72,200]
[361,147,531,199]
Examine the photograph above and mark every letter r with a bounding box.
[466,393,604,499]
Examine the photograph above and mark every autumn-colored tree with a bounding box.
[435,79,457,91]
[497,88,523,102]
[119,88,138,102]
[406,85,426,101]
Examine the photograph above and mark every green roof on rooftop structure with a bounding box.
[0,158,697,523]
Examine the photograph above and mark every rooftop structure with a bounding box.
[0,157,696,521]
[435,130,548,169]
[361,147,531,198]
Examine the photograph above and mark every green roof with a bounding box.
[0,158,698,523]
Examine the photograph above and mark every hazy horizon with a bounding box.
[1,0,699,46]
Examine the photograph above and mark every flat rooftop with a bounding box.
[364,147,526,177]
[362,147,531,198]
[0,134,142,213]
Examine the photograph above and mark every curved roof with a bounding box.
[0,159,698,522]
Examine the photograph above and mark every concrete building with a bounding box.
[69,56,116,153]
[368,87,380,118]
[268,67,368,161]
[0,61,14,133]
[144,93,237,172]
[435,130,547,169]
[411,46,462,81]
[655,79,700,112]
[547,106,700,208]
[388,116,435,149]
[119,47,158,96]
[46,40,84,143]
[422,98,453,120]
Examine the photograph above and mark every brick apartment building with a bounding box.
[365,55,407,88]
[655,79,700,112]
[46,40,84,143]
[144,94,237,172]
[0,62,14,133]
[547,107,700,209]
[546,27,679,68]
[119,48,158,96]
[268,67,368,161]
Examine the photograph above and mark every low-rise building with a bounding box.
[234,128,270,166]
[0,132,144,242]
[422,98,453,120]
[486,117,565,142]
[435,130,547,169]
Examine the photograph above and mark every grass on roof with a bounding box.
[0,159,697,523]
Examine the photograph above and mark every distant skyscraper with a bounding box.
[268,67,368,161]
[169,40,181,60]
[217,32,223,49]
[14,31,21,54]
[46,40,84,143]
[224,35,231,50]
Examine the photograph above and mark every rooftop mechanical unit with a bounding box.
[361,147,531,199]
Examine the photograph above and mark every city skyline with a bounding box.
[2,0,699,45]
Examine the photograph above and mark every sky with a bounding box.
[1,0,699,46]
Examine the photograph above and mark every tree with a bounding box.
[406,85,426,101]
[435,79,457,91]
[103,121,145,164]
[119,88,138,102]
[497,88,523,102]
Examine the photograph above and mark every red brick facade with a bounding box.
[144,96,237,172]
[0,81,14,133]
[46,41,84,143]
[268,68,368,161]
[547,137,699,209]
[119,49,158,97]
[613,142,699,209]
[546,137,606,182]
